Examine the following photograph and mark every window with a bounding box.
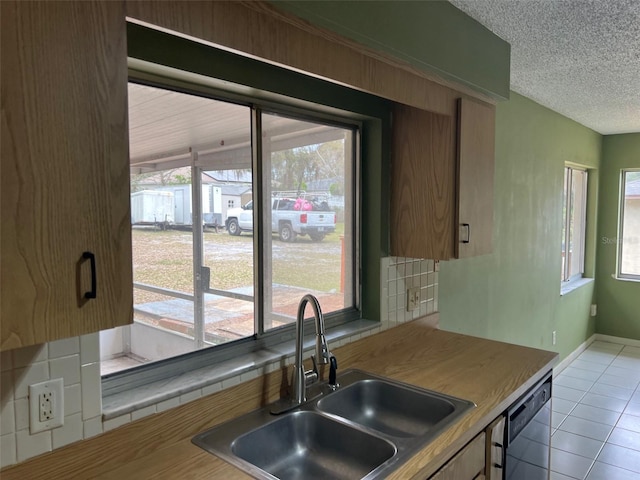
[101,80,358,375]
[561,166,588,283]
[618,169,640,280]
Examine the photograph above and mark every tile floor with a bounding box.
[551,340,640,479]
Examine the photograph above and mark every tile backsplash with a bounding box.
[380,257,438,326]
[0,335,102,467]
[0,256,438,469]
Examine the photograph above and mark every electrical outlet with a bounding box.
[29,378,64,434]
[407,287,420,311]
[590,304,597,317]
[552,331,557,346]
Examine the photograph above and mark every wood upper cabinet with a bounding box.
[391,104,456,260]
[456,97,495,258]
[1,1,133,350]
[390,98,495,261]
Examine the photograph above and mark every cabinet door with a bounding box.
[391,104,456,260]
[1,1,132,350]
[430,432,486,480]
[485,415,506,480]
[456,98,495,258]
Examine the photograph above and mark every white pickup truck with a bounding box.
[225,195,336,242]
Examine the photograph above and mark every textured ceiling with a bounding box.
[449,0,640,135]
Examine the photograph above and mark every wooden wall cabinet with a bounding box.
[1,1,133,351]
[391,98,495,261]
[391,104,457,260]
[456,98,496,258]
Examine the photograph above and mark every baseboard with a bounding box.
[554,333,640,376]
[594,333,640,348]
[553,334,597,376]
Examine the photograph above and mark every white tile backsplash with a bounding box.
[103,413,131,432]
[65,384,82,416]
[81,362,101,421]
[379,256,439,332]
[13,398,29,432]
[14,362,49,399]
[50,355,81,386]
[16,429,52,462]
[83,415,102,439]
[52,412,83,449]
[131,404,156,421]
[1,432,16,469]
[13,344,47,369]
[156,397,180,413]
[0,400,15,435]
[48,337,80,359]
[80,334,100,366]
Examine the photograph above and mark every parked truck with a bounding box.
[225,192,336,242]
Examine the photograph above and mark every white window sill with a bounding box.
[102,319,380,420]
[611,274,640,283]
[560,277,594,296]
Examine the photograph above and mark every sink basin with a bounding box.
[231,411,395,480]
[192,369,474,479]
[316,378,456,437]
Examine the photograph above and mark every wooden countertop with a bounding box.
[1,317,557,479]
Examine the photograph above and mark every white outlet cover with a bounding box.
[29,378,64,434]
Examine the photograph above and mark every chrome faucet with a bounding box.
[291,294,337,404]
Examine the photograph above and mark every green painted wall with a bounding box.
[596,134,640,339]
[271,0,510,100]
[438,93,602,360]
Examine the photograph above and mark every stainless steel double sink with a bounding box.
[192,369,475,479]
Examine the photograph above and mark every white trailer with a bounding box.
[131,190,175,226]
[154,184,223,227]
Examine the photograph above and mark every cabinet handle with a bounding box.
[462,223,471,244]
[492,441,504,469]
[82,251,97,299]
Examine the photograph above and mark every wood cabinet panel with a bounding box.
[430,432,486,480]
[456,98,495,258]
[391,104,456,260]
[1,0,132,350]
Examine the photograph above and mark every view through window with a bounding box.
[561,166,588,283]
[618,169,640,280]
[100,82,357,374]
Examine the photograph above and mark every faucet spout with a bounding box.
[292,294,332,404]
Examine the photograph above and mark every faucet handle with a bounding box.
[328,355,339,389]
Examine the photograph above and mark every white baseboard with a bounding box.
[554,333,640,376]
[594,333,640,348]
[553,334,597,376]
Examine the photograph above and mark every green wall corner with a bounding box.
[596,133,640,340]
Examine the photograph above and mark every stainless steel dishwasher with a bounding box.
[504,372,552,480]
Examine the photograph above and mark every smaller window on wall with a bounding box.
[618,169,640,281]
[561,166,588,283]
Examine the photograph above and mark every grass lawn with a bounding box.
[132,225,346,302]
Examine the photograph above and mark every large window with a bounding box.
[618,169,640,280]
[100,80,358,375]
[561,166,588,283]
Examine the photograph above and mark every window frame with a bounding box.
[617,168,640,281]
[561,165,588,285]
[102,23,392,397]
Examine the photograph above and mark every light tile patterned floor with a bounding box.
[551,341,640,479]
